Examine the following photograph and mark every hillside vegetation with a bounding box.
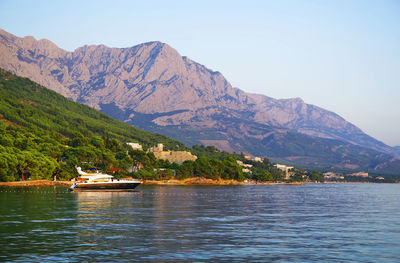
[0,69,184,181]
[0,69,286,182]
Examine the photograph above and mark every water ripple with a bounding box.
[1,184,400,262]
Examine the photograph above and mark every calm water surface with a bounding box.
[0,183,399,262]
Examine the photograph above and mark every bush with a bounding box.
[134,169,156,180]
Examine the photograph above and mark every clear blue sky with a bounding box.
[1,0,399,146]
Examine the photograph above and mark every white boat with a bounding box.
[69,167,141,191]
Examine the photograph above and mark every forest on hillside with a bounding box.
[0,69,289,182]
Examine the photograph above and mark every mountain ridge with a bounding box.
[0,28,398,172]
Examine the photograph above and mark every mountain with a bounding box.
[0,28,398,172]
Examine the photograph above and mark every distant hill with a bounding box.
[0,28,399,173]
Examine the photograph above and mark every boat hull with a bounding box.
[71,182,141,191]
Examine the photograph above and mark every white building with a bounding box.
[242,168,252,174]
[274,164,294,179]
[236,160,253,168]
[127,143,143,151]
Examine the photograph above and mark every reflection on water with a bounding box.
[1,184,400,262]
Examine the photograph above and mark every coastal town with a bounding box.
[123,142,387,184]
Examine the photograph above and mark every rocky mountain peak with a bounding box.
[19,35,65,58]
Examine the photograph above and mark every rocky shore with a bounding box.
[141,178,304,186]
[143,177,243,185]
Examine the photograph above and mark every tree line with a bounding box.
[0,121,288,182]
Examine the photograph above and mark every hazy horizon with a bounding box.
[1,0,399,146]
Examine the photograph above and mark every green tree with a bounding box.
[253,171,273,182]
[134,169,156,180]
[176,161,194,179]
[90,136,105,148]
[222,157,244,181]
[70,132,87,147]
[194,157,213,178]
[310,171,325,182]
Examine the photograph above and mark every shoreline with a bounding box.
[142,178,303,185]
[0,180,73,187]
[0,179,395,187]
[0,178,304,187]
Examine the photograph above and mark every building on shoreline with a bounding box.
[323,172,345,180]
[147,143,197,164]
[349,172,369,178]
[274,164,294,179]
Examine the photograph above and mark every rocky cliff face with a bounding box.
[0,28,398,170]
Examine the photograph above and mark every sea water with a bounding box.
[0,183,399,262]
